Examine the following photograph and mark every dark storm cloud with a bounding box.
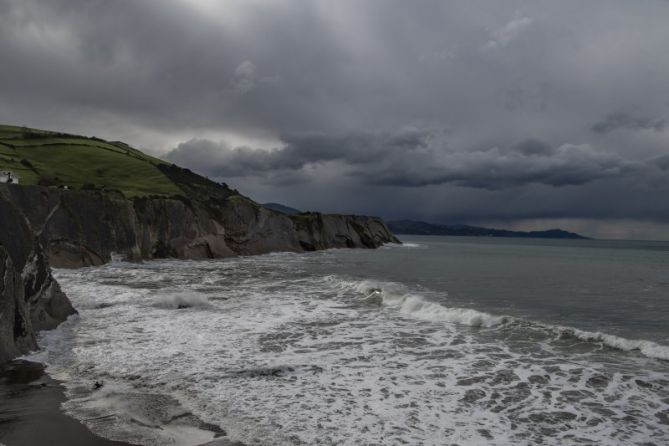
[366,143,637,190]
[166,132,644,190]
[2,0,669,237]
[651,154,669,171]
[510,139,554,156]
[592,112,667,134]
[3,0,667,142]
[0,0,349,135]
[165,129,429,176]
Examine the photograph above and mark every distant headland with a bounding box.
[386,219,588,240]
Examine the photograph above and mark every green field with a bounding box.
[0,125,183,198]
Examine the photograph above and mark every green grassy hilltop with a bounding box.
[0,124,185,198]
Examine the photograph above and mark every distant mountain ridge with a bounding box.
[387,220,588,239]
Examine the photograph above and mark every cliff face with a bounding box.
[0,185,398,268]
[0,184,398,363]
[0,193,76,364]
[0,126,399,365]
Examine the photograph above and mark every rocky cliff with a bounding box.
[0,125,399,365]
[0,193,76,364]
[0,185,398,268]
[0,183,398,363]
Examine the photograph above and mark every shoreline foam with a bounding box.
[0,360,136,446]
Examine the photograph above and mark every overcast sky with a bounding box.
[2,0,669,239]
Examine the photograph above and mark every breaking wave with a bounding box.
[553,327,669,361]
[328,276,669,361]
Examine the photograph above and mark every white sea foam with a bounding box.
[383,241,425,249]
[151,293,212,310]
[110,252,127,263]
[346,281,505,327]
[25,256,669,446]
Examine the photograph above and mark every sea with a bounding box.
[26,236,669,445]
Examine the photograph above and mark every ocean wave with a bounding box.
[331,277,511,328]
[553,326,669,361]
[330,276,669,361]
[382,292,509,328]
[33,260,669,446]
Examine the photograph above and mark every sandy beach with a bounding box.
[0,360,134,446]
[0,361,245,446]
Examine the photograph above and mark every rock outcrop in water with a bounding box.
[0,180,398,363]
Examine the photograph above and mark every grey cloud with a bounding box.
[232,61,258,95]
[166,132,644,190]
[370,144,637,190]
[509,139,554,156]
[3,0,669,144]
[3,0,669,237]
[165,129,428,177]
[164,138,314,186]
[483,15,534,50]
[231,61,280,95]
[651,154,669,171]
[592,112,667,133]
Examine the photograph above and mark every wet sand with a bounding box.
[0,360,245,446]
[0,360,135,446]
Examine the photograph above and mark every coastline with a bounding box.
[0,360,135,446]
[0,360,245,446]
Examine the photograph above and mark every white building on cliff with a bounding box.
[0,171,20,184]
